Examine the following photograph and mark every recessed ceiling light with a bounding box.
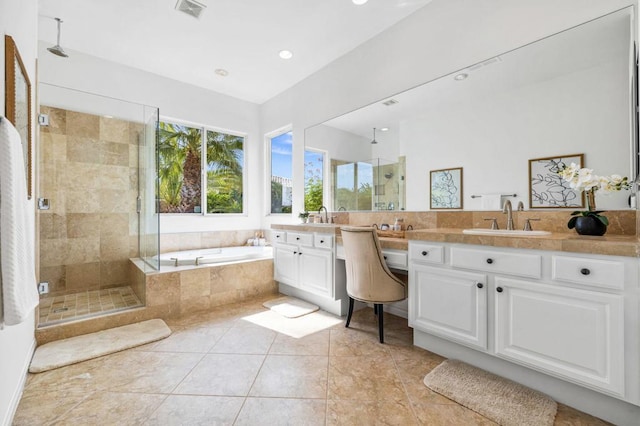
[279,50,293,60]
[380,127,389,132]
[215,68,229,77]
[352,0,369,5]
[454,73,469,81]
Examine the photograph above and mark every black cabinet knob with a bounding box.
[296,237,300,240]
[486,258,494,264]
[476,283,483,289]
[293,251,297,255]
[320,240,325,243]
[496,287,503,293]
[299,252,303,256]
[276,235,280,238]
[421,251,428,256]
[384,256,387,260]
[580,268,591,276]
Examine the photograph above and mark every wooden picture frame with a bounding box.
[528,153,584,209]
[4,35,32,199]
[430,167,463,209]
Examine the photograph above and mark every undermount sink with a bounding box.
[462,228,552,236]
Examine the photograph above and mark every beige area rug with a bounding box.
[262,296,319,318]
[423,359,557,426]
[29,319,171,373]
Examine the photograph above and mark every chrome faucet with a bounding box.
[502,200,514,230]
[318,206,329,223]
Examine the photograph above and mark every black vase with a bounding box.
[574,216,607,236]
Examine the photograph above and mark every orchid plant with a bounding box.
[558,163,631,228]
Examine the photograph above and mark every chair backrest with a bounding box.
[340,226,407,304]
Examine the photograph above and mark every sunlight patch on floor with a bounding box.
[241,309,343,338]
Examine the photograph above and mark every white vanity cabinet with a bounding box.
[409,240,639,405]
[272,229,347,315]
[411,264,487,350]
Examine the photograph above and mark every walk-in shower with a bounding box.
[37,84,159,326]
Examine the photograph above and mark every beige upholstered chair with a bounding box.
[340,226,407,343]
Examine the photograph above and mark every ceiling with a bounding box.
[37,0,433,104]
[321,8,630,140]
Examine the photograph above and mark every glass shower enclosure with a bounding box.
[37,83,159,326]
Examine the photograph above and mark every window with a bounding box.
[304,149,324,212]
[158,120,244,214]
[270,130,293,213]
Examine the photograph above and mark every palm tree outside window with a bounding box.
[158,120,244,214]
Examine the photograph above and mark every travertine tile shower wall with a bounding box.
[39,106,140,297]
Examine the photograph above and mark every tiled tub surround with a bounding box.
[38,106,141,298]
[36,257,277,345]
[159,229,268,254]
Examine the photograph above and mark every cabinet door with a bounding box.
[410,264,487,350]
[274,243,298,287]
[494,277,624,396]
[299,248,333,297]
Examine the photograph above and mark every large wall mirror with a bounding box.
[305,7,637,212]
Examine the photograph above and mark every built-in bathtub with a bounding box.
[154,246,273,267]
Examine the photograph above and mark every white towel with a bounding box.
[0,117,38,327]
[480,194,502,210]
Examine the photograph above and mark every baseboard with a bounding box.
[2,337,36,426]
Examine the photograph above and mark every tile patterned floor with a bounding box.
[38,286,142,327]
[16,295,610,425]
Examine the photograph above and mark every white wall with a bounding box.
[38,46,262,233]
[0,0,38,424]
[403,60,631,211]
[260,0,636,222]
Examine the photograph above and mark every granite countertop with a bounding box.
[271,224,639,257]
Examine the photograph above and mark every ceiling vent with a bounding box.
[175,0,207,19]
[382,99,399,107]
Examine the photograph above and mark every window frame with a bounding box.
[158,116,247,216]
[265,125,293,216]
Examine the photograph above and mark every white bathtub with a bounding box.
[155,246,273,267]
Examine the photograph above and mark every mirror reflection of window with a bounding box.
[270,130,293,214]
[332,161,373,211]
[304,149,324,212]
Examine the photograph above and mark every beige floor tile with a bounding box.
[235,397,326,426]
[51,391,165,425]
[327,398,419,426]
[330,327,391,357]
[209,326,277,354]
[269,330,330,355]
[249,354,328,398]
[328,354,406,402]
[145,326,228,353]
[412,402,498,425]
[173,353,264,396]
[146,395,244,426]
[554,403,612,425]
[13,389,90,426]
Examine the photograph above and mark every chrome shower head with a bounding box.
[47,18,69,58]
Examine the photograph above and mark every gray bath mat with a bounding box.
[424,359,557,426]
[30,319,171,373]
[263,296,319,318]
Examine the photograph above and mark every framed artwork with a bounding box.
[528,153,584,208]
[4,35,32,199]
[430,167,463,209]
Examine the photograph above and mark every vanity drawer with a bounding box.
[314,234,334,249]
[552,256,624,290]
[382,249,408,270]
[409,243,444,265]
[451,247,541,279]
[272,230,286,243]
[287,232,313,246]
